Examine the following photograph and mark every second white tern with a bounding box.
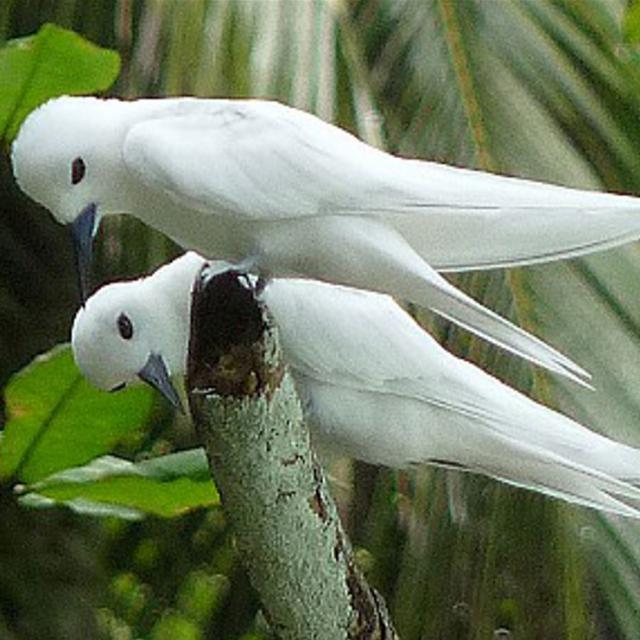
[72,252,640,518]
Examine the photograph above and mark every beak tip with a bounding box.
[138,353,184,414]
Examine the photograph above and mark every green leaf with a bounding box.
[19,449,219,519]
[0,22,120,142]
[20,493,145,521]
[0,345,153,483]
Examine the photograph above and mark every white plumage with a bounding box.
[71,252,640,518]
[15,97,640,382]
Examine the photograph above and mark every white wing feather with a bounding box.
[123,99,640,271]
[265,278,640,517]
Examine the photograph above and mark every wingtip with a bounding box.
[555,357,593,390]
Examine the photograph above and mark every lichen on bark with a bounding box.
[187,266,398,639]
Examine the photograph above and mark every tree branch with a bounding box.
[186,267,398,640]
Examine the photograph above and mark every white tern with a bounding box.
[15,97,640,384]
[72,252,640,518]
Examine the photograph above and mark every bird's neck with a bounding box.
[148,253,208,377]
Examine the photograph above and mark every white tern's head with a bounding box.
[11,96,157,302]
[71,253,208,410]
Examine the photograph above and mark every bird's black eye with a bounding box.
[117,313,134,340]
[71,157,86,185]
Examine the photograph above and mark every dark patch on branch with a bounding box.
[332,507,398,638]
[346,560,399,640]
[188,266,283,399]
[281,453,304,467]
[276,490,296,504]
[309,485,329,522]
[332,520,399,638]
[309,462,330,523]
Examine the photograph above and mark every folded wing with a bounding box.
[124,99,640,271]
[265,279,640,517]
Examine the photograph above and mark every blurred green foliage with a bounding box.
[0,342,217,519]
[3,1,640,639]
[623,0,640,44]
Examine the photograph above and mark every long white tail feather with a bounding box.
[379,157,640,272]
[290,217,591,385]
[466,434,640,519]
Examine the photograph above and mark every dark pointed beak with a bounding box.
[71,203,97,304]
[137,353,184,413]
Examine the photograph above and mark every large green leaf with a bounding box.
[0,22,120,142]
[0,345,153,483]
[19,448,219,519]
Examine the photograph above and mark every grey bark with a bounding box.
[186,267,398,640]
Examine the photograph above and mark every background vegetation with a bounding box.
[3,1,640,638]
